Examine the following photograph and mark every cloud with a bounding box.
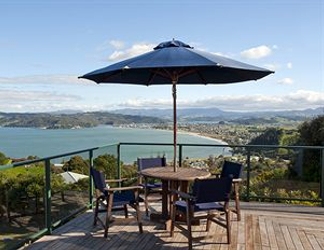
[286,89,324,103]
[110,40,125,50]
[0,85,322,112]
[108,42,155,61]
[96,39,125,52]
[277,78,294,85]
[0,89,82,112]
[263,63,277,71]
[117,90,324,112]
[119,98,172,108]
[0,75,92,85]
[287,62,293,69]
[240,45,272,59]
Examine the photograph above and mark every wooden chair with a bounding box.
[91,167,143,238]
[170,177,233,249]
[137,156,166,216]
[218,160,243,221]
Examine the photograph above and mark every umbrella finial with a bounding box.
[154,40,193,50]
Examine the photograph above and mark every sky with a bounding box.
[0,0,323,113]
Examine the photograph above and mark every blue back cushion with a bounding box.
[221,161,243,179]
[137,157,166,171]
[192,177,233,203]
[90,167,106,192]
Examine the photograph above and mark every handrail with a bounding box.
[0,142,323,249]
[0,144,117,249]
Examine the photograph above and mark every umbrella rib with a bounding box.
[149,67,206,84]
[178,68,208,84]
[149,68,174,83]
[80,39,274,173]
[195,70,208,84]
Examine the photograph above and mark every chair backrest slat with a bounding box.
[90,167,106,192]
[137,156,166,171]
[192,177,233,203]
[221,161,243,179]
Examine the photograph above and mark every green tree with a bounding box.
[249,127,283,145]
[0,152,11,165]
[93,154,119,179]
[62,156,89,174]
[297,115,324,181]
[298,115,324,146]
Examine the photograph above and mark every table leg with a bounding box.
[161,180,169,220]
[149,179,170,228]
[233,182,241,221]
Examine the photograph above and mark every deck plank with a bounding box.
[272,221,286,250]
[24,202,324,250]
[252,212,261,249]
[281,225,294,249]
[245,214,253,250]
[297,229,310,249]
[258,215,270,248]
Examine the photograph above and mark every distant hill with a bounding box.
[0,111,165,129]
[0,107,322,129]
[111,107,324,121]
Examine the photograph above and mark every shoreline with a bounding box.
[137,125,228,145]
[177,130,228,145]
[0,126,229,160]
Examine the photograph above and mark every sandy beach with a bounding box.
[177,130,227,145]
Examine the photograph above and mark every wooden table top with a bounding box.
[140,167,211,181]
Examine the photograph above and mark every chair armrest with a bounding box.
[108,185,143,193]
[170,189,195,201]
[105,178,128,183]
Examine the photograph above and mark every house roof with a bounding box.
[60,171,88,184]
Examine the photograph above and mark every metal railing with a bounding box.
[119,143,324,204]
[0,144,117,249]
[0,142,323,249]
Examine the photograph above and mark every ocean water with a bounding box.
[0,126,230,163]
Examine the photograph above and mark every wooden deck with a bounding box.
[25,202,324,250]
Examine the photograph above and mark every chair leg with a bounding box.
[123,204,128,218]
[132,189,143,233]
[145,192,149,217]
[170,196,176,237]
[206,213,212,232]
[144,177,149,216]
[93,199,99,226]
[226,209,231,244]
[186,202,193,250]
[234,183,241,221]
[135,201,143,233]
[104,194,114,238]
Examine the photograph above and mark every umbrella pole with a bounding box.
[172,80,177,172]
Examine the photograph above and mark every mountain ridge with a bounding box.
[0,107,322,129]
[111,107,323,120]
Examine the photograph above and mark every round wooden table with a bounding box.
[140,166,211,181]
[140,167,211,228]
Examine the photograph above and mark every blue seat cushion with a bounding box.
[175,200,224,213]
[140,183,162,189]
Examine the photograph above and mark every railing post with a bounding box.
[321,149,324,207]
[44,159,52,234]
[246,147,251,202]
[179,144,182,168]
[89,150,94,209]
[117,144,121,188]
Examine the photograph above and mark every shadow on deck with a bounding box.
[25,201,324,250]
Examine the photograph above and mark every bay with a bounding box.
[0,126,230,163]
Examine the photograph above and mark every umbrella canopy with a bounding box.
[79,39,274,171]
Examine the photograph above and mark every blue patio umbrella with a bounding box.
[79,39,274,171]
